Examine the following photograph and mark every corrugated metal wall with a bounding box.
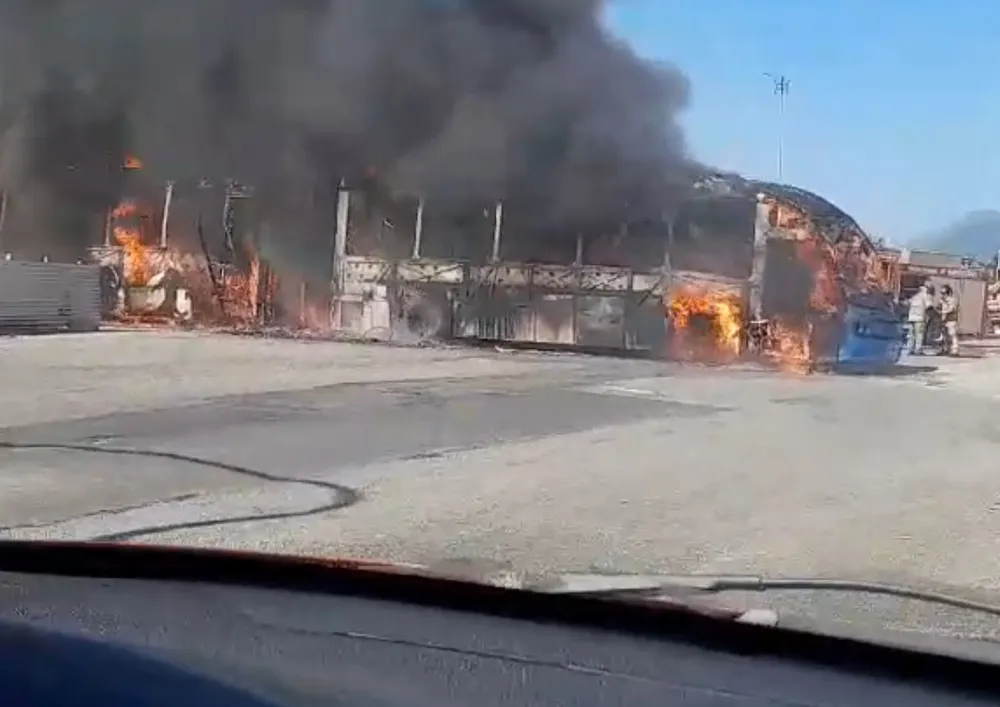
[0,261,102,331]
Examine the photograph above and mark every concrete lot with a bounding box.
[3,330,1000,640]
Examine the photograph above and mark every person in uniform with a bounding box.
[939,284,960,356]
[906,282,932,355]
[924,284,942,352]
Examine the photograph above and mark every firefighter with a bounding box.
[906,282,933,355]
[940,284,960,356]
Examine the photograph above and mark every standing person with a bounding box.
[906,282,932,355]
[940,284,960,356]
[924,284,942,352]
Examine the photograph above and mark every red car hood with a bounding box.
[0,540,776,625]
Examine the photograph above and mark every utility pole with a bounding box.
[765,73,790,182]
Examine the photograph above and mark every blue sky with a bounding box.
[604,0,999,243]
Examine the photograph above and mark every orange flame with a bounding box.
[220,244,278,324]
[668,286,742,360]
[768,319,813,373]
[107,197,284,327]
[100,162,325,331]
[111,200,137,219]
[110,200,151,285]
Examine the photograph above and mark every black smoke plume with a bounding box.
[0,0,701,265]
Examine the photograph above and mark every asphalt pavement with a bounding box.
[4,330,1000,644]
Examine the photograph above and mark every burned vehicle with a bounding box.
[332,174,904,370]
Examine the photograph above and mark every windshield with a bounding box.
[0,0,997,649]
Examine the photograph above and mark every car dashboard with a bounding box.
[0,566,997,706]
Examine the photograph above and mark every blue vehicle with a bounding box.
[835,297,906,371]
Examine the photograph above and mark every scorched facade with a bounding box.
[333,173,905,370]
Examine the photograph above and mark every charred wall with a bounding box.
[760,240,815,319]
[670,196,755,279]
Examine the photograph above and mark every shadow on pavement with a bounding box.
[834,363,938,378]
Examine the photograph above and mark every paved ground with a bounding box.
[4,330,1000,643]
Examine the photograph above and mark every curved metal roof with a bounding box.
[690,172,876,252]
[688,172,894,310]
[749,180,875,251]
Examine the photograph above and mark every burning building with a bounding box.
[683,176,906,370]
[0,1,903,367]
[0,154,905,373]
[330,172,904,371]
[88,161,286,329]
[0,1,697,323]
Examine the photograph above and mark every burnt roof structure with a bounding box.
[750,181,876,252]
[690,172,877,253]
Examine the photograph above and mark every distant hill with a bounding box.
[914,210,1000,260]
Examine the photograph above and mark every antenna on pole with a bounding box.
[764,73,790,182]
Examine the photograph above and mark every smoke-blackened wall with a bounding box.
[0,0,701,267]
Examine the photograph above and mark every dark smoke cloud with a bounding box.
[0,0,701,262]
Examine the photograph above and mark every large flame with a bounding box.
[106,192,284,329]
[768,319,812,373]
[667,286,742,361]
[110,200,151,285]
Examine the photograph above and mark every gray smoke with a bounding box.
[0,0,701,263]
